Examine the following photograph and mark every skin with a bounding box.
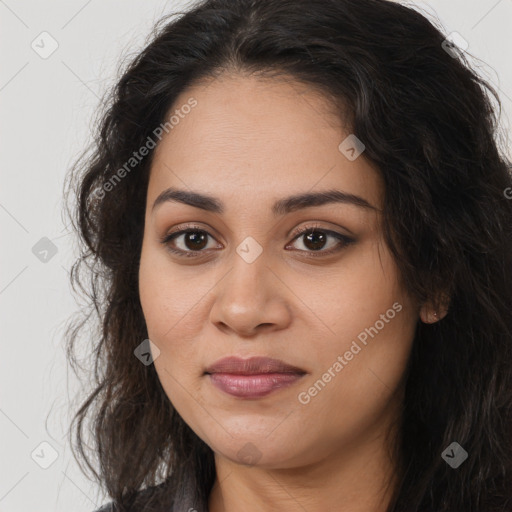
[138,72,446,512]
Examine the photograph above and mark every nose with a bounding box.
[208,253,292,337]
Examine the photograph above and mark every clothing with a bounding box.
[93,478,208,512]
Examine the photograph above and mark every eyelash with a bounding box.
[159,223,355,259]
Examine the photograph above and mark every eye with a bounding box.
[160,223,355,258]
[160,224,220,258]
[286,223,355,257]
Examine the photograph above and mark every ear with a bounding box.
[419,292,450,324]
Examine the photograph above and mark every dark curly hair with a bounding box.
[63,0,512,510]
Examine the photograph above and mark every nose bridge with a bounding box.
[210,244,291,334]
[222,246,271,309]
[221,228,272,296]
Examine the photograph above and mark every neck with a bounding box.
[207,413,402,512]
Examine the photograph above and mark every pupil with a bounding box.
[186,231,208,250]
[305,231,326,250]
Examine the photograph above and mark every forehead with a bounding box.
[148,73,383,213]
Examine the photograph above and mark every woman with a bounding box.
[64,0,512,510]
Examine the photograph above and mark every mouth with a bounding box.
[204,356,306,399]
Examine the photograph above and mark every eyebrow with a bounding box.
[151,186,378,216]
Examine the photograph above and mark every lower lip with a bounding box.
[207,372,304,398]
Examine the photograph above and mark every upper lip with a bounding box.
[204,356,306,375]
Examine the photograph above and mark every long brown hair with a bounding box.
[64,0,512,510]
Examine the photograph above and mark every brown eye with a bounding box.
[286,225,355,257]
[300,230,328,251]
[178,230,209,251]
[161,228,220,257]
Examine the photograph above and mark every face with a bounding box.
[138,73,420,469]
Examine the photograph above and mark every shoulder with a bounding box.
[92,480,176,512]
[92,504,114,512]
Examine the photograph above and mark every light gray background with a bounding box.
[1,1,511,511]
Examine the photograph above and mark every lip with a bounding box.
[204,356,306,399]
[204,356,305,375]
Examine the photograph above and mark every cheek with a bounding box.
[292,244,417,429]
[296,296,416,430]
[139,242,203,340]
[292,240,406,347]
[139,254,203,410]
[138,242,216,392]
